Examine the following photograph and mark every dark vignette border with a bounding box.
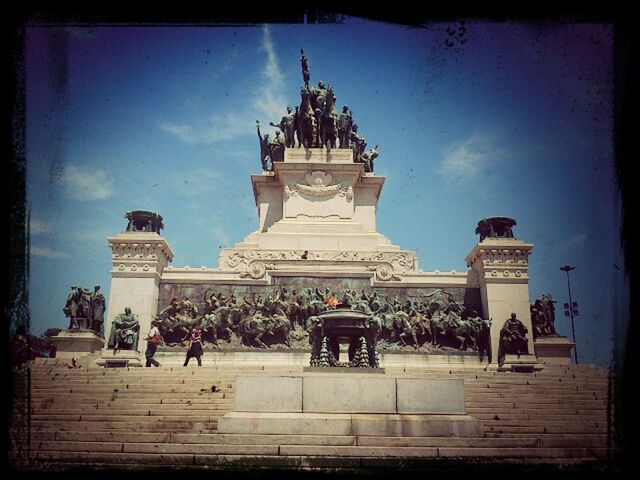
[4,3,635,478]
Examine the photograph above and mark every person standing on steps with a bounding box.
[184,323,203,367]
[144,320,162,367]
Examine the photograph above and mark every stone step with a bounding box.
[31,407,231,416]
[484,431,609,439]
[36,441,280,455]
[28,431,608,451]
[355,436,607,448]
[218,412,483,437]
[28,453,606,470]
[32,414,225,423]
[30,387,234,394]
[30,407,605,423]
[278,445,608,459]
[31,410,231,419]
[30,420,218,431]
[469,413,606,421]
[483,425,607,434]
[30,371,608,382]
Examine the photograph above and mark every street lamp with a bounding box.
[560,265,579,364]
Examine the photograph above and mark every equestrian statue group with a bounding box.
[257,49,379,173]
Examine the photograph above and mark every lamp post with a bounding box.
[560,265,579,364]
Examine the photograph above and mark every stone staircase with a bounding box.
[10,359,611,471]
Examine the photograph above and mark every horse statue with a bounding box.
[201,305,244,346]
[238,312,292,348]
[297,87,316,148]
[321,86,338,148]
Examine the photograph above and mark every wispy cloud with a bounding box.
[160,25,286,145]
[71,229,112,244]
[253,25,286,121]
[31,246,68,259]
[159,123,197,143]
[567,233,588,248]
[61,164,114,201]
[29,218,54,235]
[439,133,508,183]
[161,113,250,145]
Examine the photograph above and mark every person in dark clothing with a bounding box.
[184,323,203,367]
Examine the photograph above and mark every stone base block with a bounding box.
[396,378,465,414]
[51,330,104,359]
[217,412,483,437]
[534,336,575,365]
[498,353,542,372]
[233,375,466,414]
[95,349,144,367]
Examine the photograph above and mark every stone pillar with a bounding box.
[102,232,174,360]
[465,238,534,367]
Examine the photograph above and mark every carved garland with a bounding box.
[284,182,353,202]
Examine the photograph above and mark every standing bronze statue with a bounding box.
[90,286,106,335]
[361,145,379,173]
[337,105,352,148]
[270,106,296,148]
[63,284,105,335]
[270,130,285,162]
[350,124,366,163]
[300,48,310,88]
[63,285,80,329]
[256,121,271,171]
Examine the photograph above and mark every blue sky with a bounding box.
[24,20,625,367]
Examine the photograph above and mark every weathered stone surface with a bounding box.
[51,330,105,359]
[234,376,302,412]
[396,378,465,414]
[217,412,353,435]
[302,376,396,413]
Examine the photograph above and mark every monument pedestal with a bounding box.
[534,336,575,365]
[218,374,483,438]
[51,330,104,359]
[95,349,144,368]
[217,148,417,282]
[497,353,542,372]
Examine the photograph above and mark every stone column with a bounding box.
[465,238,534,367]
[102,232,174,360]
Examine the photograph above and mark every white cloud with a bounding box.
[439,133,508,182]
[567,233,588,248]
[253,25,286,121]
[31,246,68,259]
[159,123,197,144]
[201,112,252,143]
[29,218,53,235]
[160,25,286,145]
[71,230,111,243]
[60,164,114,201]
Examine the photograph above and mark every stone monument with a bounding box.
[98,210,173,367]
[100,53,545,373]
